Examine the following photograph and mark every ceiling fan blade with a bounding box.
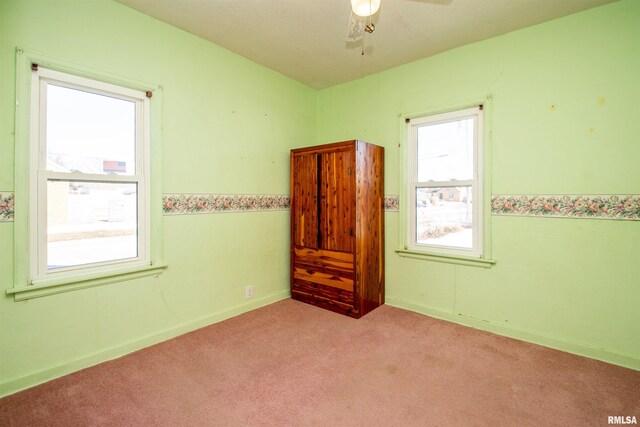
[346,12,366,42]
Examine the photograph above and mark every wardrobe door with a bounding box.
[291,153,318,249]
[318,148,355,253]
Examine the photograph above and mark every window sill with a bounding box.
[6,263,168,301]
[396,249,495,268]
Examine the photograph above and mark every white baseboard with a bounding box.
[0,290,291,398]
[386,296,640,371]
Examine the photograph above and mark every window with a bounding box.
[29,66,150,280]
[406,106,483,258]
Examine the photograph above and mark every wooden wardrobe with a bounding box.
[290,140,384,318]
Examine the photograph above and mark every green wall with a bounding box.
[1,0,638,397]
[318,0,639,368]
[0,0,315,395]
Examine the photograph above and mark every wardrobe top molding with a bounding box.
[291,140,380,155]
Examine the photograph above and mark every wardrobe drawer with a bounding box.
[293,266,353,292]
[293,246,354,291]
[291,279,354,307]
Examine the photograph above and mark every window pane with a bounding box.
[416,186,473,249]
[417,118,473,182]
[47,181,138,270]
[46,84,136,175]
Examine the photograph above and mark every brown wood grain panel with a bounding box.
[291,282,358,318]
[291,292,358,318]
[293,246,354,281]
[290,153,318,249]
[292,278,354,306]
[355,141,385,316]
[293,267,353,292]
[319,148,355,253]
[293,246,354,266]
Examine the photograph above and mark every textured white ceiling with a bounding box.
[116,0,618,89]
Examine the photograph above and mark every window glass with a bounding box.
[415,186,472,249]
[417,118,473,182]
[46,84,136,175]
[47,181,138,269]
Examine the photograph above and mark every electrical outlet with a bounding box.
[245,285,254,299]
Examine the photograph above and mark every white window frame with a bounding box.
[29,67,151,281]
[406,106,483,258]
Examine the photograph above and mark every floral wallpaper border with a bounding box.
[384,195,399,212]
[492,194,640,221]
[7,192,636,220]
[163,193,401,215]
[163,194,290,215]
[0,192,15,222]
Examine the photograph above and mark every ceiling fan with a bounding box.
[346,0,452,44]
[346,0,381,42]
